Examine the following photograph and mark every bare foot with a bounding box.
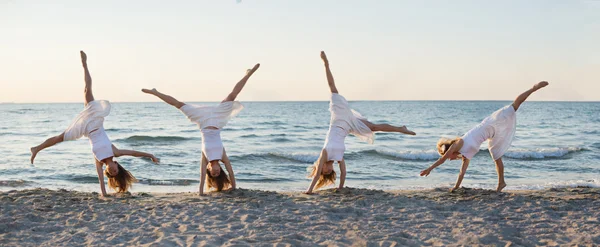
[533,81,549,91]
[80,51,87,64]
[30,147,40,164]
[320,51,329,65]
[496,182,506,192]
[141,88,157,95]
[400,126,416,135]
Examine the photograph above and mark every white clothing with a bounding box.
[180,101,243,161]
[201,129,224,161]
[459,105,517,160]
[64,100,111,140]
[63,100,114,161]
[323,93,374,161]
[180,101,243,129]
[323,126,347,161]
[88,128,114,161]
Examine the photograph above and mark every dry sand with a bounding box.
[1,187,599,246]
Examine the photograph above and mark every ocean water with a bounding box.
[1,101,599,192]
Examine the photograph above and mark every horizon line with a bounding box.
[2,99,599,104]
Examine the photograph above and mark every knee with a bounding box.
[370,125,382,132]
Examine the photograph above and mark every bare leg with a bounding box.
[360,119,416,135]
[80,51,95,105]
[494,158,507,192]
[141,88,185,109]
[320,51,338,94]
[512,81,549,111]
[222,63,261,102]
[30,133,65,164]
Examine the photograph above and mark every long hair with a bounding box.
[307,162,336,190]
[105,162,137,193]
[206,163,231,192]
[436,137,459,156]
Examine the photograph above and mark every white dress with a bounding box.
[180,101,243,161]
[459,105,517,160]
[63,100,114,161]
[323,93,374,161]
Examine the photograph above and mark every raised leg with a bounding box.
[80,51,95,105]
[512,81,549,111]
[494,158,507,192]
[360,119,416,135]
[30,133,65,164]
[222,63,261,102]
[141,88,185,109]
[321,51,338,94]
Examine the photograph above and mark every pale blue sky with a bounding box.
[1,0,598,102]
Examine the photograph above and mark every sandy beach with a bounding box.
[1,187,599,246]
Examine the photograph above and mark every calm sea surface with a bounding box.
[1,101,599,192]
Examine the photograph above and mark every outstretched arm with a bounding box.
[81,51,95,105]
[450,158,470,192]
[320,51,338,94]
[221,149,236,190]
[305,149,328,194]
[222,63,261,103]
[338,159,347,190]
[420,139,464,176]
[95,159,108,197]
[199,152,208,195]
[112,145,159,163]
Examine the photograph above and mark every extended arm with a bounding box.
[450,158,470,192]
[420,139,464,176]
[199,152,208,195]
[221,149,236,190]
[338,159,347,190]
[112,145,159,163]
[95,159,108,197]
[305,150,328,194]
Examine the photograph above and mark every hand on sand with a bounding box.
[141,88,158,95]
[496,182,506,193]
[80,51,87,64]
[533,81,549,90]
[449,187,459,193]
[302,191,314,195]
[420,168,431,177]
[320,51,329,65]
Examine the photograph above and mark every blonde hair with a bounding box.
[206,163,231,192]
[307,162,336,190]
[105,162,137,193]
[436,137,459,156]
